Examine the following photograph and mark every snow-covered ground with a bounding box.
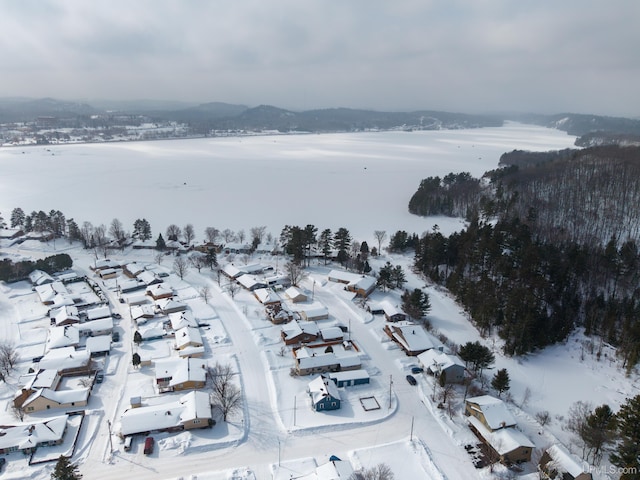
[1,124,635,480]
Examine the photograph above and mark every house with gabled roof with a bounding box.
[77,316,113,337]
[0,415,68,455]
[123,262,146,278]
[168,310,198,331]
[86,335,112,357]
[266,303,294,324]
[467,415,534,465]
[327,270,376,297]
[297,305,329,322]
[156,297,187,315]
[418,349,466,384]
[138,270,163,286]
[328,369,370,387]
[465,395,517,431]
[146,283,173,300]
[539,444,592,480]
[383,322,435,356]
[281,321,320,345]
[35,281,68,305]
[46,325,80,350]
[253,287,281,305]
[19,387,90,413]
[50,305,80,326]
[294,346,361,376]
[92,258,119,271]
[131,304,155,323]
[29,269,54,286]
[139,324,167,341]
[285,286,308,303]
[378,300,407,322]
[307,375,341,411]
[37,347,92,375]
[237,274,267,291]
[119,390,213,436]
[174,326,203,350]
[154,358,207,393]
[85,305,111,321]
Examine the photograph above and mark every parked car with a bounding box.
[95,371,105,384]
[411,366,423,374]
[112,331,120,342]
[0,457,5,471]
[406,374,417,386]
[123,436,133,452]
[143,436,154,455]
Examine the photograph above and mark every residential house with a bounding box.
[417,350,466,384]
[307,375,341,411]
[50,305,80,326]
[281,321,320,345]
[46,325,80,350]
[379,300,407,322]
[253,287,281,305]
[29,269,54,286]
[139,324,166,341]
[383,322,435,356]
[156,298,187,315]
[294,346,361,376]
[236,274,267,291]
[91,258,119,271]
[35,281,68,305]
[0,415,68,455]
[154,358,207,393]
[122,262,146,278]
[297,458,356,480]
[328,369,370,387]
[265,273,290,288]
[266,303,294,325]
[138,270,163,286]
[297,305,329,322]
[168,310,199,331]
[85,305,111,321]
[467,415,535,465]
[119,390,213,436]
[320,327,344,342]
[539,444,592,480]
[175,326,204,351]
[130,304,155,323]
[37,347,92,375]
[465,395,517,431]
[77,317,114,337]
[327,270,376,297]
[285,286,307,303]
[19,387,90,413]
[97,268,118,280]
[86,335,112,357]
[146,283,173,300]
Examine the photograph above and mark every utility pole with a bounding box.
[410,416,414,442]
[388,375,393,409]
[107,420,113,453]
[293,396,297,426]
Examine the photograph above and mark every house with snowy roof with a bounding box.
[85,305,111,321]
[417,350,466,384]
[154,357,207,393]
[37,347,92,375]
[383,322,435,356]
[155,297,187,315]
[378,300,407,322]
[327,270,376,297]
[50,305,80,326]
[467,414,534,465]
[0,415,68,455]
[18,387,90,413]
[281,321,320,345]
[253,287,281,305]
[139,324,167,341]
[174,326,203,350]
[168,310,199,331]
[465,395,517,431]
[297,304,329,321]
[130,304,155,323]
[320,326,344,342]
[266,303,294,324]
[46,325,80,350]
[123,262,146,278]
[138,270,163,286]
[285,286,307,303]
[328,369,370,387]
[236,274,267,291]
[307,375,341,411]
[119,390,213,436]
[146,283,173,300]
[86,335,112,357]
[29,269,54,286]
[77,316,113,337]
[35,281,69,305]
[92,258,119,271]
[539,444,592,480]
[294,346,361,376]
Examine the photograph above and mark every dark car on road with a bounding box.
[144,436,154,455]
[406,374,417,385]
[411,366,423,374]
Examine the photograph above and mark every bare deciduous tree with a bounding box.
[183,224,195,246]
[0,341,20,379]
[227,281,240,299]
[204,227,220,244]
[173,256,188,279]
[154,252,165,265]
[208,363,242,422]
[285,261,307,287]
[237,229,245,243]
[250,226,267,245]
[373,230,387,254]
[109,218,126,247]
[221,229,235,243]
[200,286,211,304]
[166,224,181,241]
[352,463,394,480]
[189,252,207,272]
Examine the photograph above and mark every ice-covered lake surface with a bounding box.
[0,122,577,243]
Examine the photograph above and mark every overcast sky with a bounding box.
[1,1,638,116]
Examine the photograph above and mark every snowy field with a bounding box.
[2,124,636,480]
[0,122,577,244]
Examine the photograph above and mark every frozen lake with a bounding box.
[0,122,577,244]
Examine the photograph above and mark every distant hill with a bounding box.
[0,97,99,122]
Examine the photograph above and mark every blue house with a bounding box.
[307,375,341,411]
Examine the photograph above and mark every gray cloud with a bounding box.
[0,0,638,116]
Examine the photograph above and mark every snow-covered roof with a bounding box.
[253,287,280,304]
[86,335,112,353]
[466,395,517,430]
[139,270,162,285]
[25,369,59,390]
[35,281,68,304]
[140,325,166,340]
[131,304,155,320]
[314,459,355,479]
[386,322,435,353]
[328,369,370,383]
[51,305,80,326]
[418,350,465,373]
[29,269,54,286]
[297,305,329,321]
[175,326,203,349]
[545,444,588,478]
[0,415,68,451]
[468,416,534,455]
[154,357,207,385]
[320,327,343,341]
[236,274,266,290]
[155,298,187,313]
[308,375,341,404]
[285,286,307,302]
[23,387,90,408]
[77,317,114,335]
[222,264,243,278]
[146,283,173,297]
[38,347,90,371]
[47,325,79,350]
[86,305,111,320]
[119,390,211,436]
[282,321,319,340]
[126,294,149,306]
[379,300,403,317]
[169,310,198,330]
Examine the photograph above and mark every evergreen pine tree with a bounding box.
[132,352,141,368]
[133,331,143,345]
[51,455,82,480]
[491,368,510,397]
[610,394,640,478]
[156,233,166,251]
